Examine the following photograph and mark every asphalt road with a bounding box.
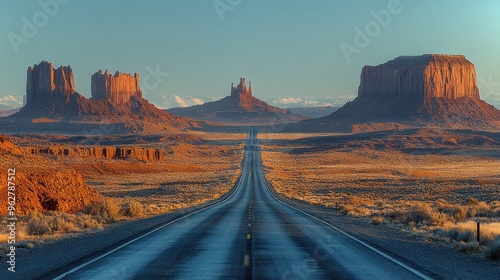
[54,129,431,279]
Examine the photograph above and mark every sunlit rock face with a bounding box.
[323,54,500,125]
[231,77,252,98]
[358,54,480,101]
[91,70,142,104]
[167,77,294,123]
[26,61,75,104]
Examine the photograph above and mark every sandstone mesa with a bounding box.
[91,70,142,104]
[358,54,479,100]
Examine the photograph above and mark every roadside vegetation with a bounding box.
[261,137,500,261]
[0,133,244,252]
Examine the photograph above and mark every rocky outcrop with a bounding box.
[231,78,252,98]
[11,61,202,133]
[167,78,298,123]
[26,61,75,104]
[91,70,142,104]
[339,54,498,122]
[28,146,164,161]
[359,55,480,100]
[291,54,500,132]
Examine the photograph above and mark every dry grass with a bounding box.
[0,132,245,246]
[122,200,145,217]
[86,198,121,222]
[0,211,104,253]
[486,239,500,261]
[261,133,500,260]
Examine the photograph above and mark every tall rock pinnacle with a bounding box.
[231,78,252,98]
[91,70,142,104]
[26,61,75,104]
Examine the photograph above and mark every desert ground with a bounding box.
[259,129,500,261]
[0,132,246,250]
[1,127,500,263]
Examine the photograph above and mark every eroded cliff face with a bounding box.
[318,54,500,129]
[91,70,142,104]
[358,54,479,100]
[26,61,75,104]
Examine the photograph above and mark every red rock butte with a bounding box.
[167,77,293,123]
[26,60,75,103]
[358,54,480,100]
[91,70,142,104]
[297,54,500,131]
[12,61,201,133]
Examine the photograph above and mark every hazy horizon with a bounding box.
[1,0,500,108]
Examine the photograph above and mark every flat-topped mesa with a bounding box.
[358,54,480,100]
[91,70,142,104]
[26,61,75,104]
[231,78,252,98]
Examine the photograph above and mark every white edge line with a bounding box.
[53,151,249,280]
[257,156,433,280]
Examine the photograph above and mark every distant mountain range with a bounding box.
[0,94,347,120]
[155,95,223,109]
[0,95,23,117]
[161,95,352,109]
[0,95,23,110]
[266,96,353,108]
[167,78,307,124]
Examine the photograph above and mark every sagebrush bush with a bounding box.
[73,213,102,229]
[485,238,500,261]
[27,213,51,236]
[457,242,480,254]
[86,198,121,221]
[46,211,77,233]
[122,201,145,217]
[402,203,446,226]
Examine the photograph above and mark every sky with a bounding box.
[1,0,500,108]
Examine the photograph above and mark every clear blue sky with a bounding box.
[1,0,500,107]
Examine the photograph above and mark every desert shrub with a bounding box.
[450,206,468,221]
[371,216,385,225]
[466,197,479,206]
[45,211,77,233]
[404,203,445,226]
[432,224,474,243]
[457,242,480,254]
[122,201,145,217]
[340,204,356,215]
[457,229,474,243]
[86,198,121,221]
[485,238,500,261]
[471,202,492,218]
[27,213,51,236]
[73,213,102,229]
[385,210,405,223]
